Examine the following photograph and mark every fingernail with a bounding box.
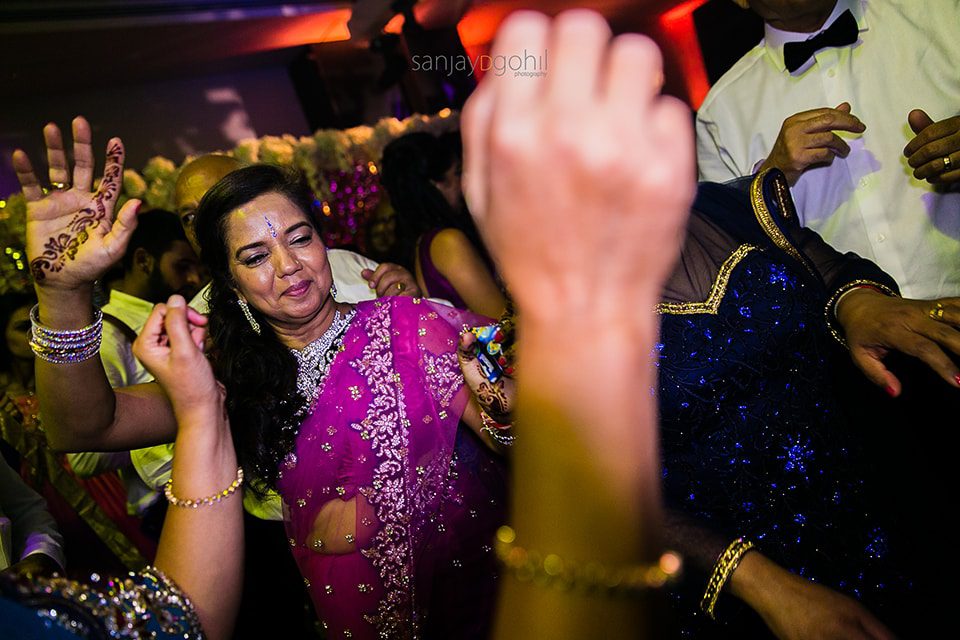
[954,374,960,387]
[885,385,896,397]
[168,296,184,307]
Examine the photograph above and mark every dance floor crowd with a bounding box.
[2,2,958,638]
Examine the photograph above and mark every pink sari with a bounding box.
[278,298,506,639]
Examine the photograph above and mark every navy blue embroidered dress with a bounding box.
[657,171,906,636]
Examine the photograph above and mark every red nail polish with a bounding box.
[954,374,960,387]
[885,385,896,398]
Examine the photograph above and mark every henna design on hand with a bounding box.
[458,346,477,362]
[476,379,511,423]
[29,141,123,282]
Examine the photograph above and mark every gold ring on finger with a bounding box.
[929,302,945,320]
[50,181,69,191]
[944,156,953,172]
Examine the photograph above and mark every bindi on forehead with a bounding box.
[264,216,278,238]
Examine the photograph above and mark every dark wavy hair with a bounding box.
[194,164,318,490]
[0,291,37,374]
[379,131,490,271]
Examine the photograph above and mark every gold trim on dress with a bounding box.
[772,174,795,220]
[656,244,758,315]
[749,170,816,278]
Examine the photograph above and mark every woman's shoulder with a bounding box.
[428,228,474,266]
[429,227,470,246]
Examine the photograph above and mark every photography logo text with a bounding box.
[411,49,548,78]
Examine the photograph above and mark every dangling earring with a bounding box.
[237,296,261,335]
[330,282,338,300]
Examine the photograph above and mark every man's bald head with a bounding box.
[175,154,242,253]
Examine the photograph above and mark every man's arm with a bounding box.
[696,109,747,182]
[697,103,865,186]
[0,457,65,572]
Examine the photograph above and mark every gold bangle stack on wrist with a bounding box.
[700,537,756,619]
[164,467,244,508]
[494,525,682,597]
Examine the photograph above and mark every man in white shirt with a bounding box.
[67,210,204,526]
[696,0,960,299]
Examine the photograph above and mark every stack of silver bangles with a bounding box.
[29,304,103,364]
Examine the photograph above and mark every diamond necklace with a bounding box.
[291,307,356,411]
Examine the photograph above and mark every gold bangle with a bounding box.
[824,279,899,349]
[700,537,756,620]
[494,525,682,597]
[164,467,244,509]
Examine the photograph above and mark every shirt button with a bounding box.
[828,69,836,78]
[877,233,886,243]
[859,178,869,187]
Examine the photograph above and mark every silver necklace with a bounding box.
[291,307,356,411]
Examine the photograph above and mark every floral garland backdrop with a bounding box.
[0,110,458,294]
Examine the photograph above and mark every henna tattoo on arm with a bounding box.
[30,142,123,282]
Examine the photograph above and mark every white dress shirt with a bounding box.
[696,0,960,299]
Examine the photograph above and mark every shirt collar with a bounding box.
[763,0,868,73]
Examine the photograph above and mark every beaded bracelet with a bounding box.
[480,410,515,446]
[164,467,244,509]
[29,305,103,364]
[494,525,682,597]
[700,537,756,620]
[824,280,899,349]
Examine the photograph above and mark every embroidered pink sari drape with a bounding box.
[278,298,506,639]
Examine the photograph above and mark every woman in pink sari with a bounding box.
[194,164,506,639]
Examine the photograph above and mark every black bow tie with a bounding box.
[782,9,859,73]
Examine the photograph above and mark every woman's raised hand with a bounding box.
[13,116,141,291]
[461,10,695,323]
[133,296,219,423]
